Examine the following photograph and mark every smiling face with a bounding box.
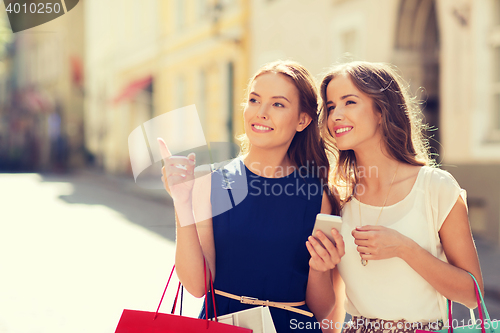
[244,72,311,152]
[326,74,382,152]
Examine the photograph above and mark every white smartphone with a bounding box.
[311,214,342,246]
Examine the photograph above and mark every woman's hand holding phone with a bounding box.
[306,228,345,272]
[311,214,342,246]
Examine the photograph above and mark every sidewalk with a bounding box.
[78,168,172,204]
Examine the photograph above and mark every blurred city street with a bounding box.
[0,172,203,333]
[1,0,500,332]
[0,171,499,332]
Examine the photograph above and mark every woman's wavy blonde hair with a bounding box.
[318,61,433,203]
[238,60,341,214]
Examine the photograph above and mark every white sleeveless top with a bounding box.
[337,166,467,322]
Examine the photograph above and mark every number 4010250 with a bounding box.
[6,2,62,14]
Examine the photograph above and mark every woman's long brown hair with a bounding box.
[319,61,432,205]
[239,60,341,214]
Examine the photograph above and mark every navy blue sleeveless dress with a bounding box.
[200,158,323,332]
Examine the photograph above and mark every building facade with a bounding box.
[84,0,250,176]
[2,0,498,243]
[250,0,500,244]
[0,1,85,171]
[84,0,160,174]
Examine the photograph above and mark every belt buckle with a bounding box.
[240,296,257,304]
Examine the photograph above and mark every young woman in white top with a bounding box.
[317,61,484,333]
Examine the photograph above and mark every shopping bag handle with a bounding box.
[446,273,492,333]
[202,259,218,326]
[171,282,182,315]
[154,265,176,320]
[209,264,218,321]
[469,273,491,323]
[153,260,217,329]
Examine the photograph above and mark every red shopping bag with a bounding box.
[115,263,252,333]
[115,308,252,333]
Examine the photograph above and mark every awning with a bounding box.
[112,75,152,105]
[70,55,84,87]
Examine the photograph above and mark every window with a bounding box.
[227,61,237,158]
[490,0,500,137]
[174,75,187,138]
[176,75,186,109]
[494,0,500,25]
[197,70,207,128]
[175,0,185,31]
[197,0,207,19]
[341,29,359,58]
[331,13,365,62]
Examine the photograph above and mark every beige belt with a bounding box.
[214,289,313,317]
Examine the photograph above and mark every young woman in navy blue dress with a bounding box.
[160,61,345,332]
